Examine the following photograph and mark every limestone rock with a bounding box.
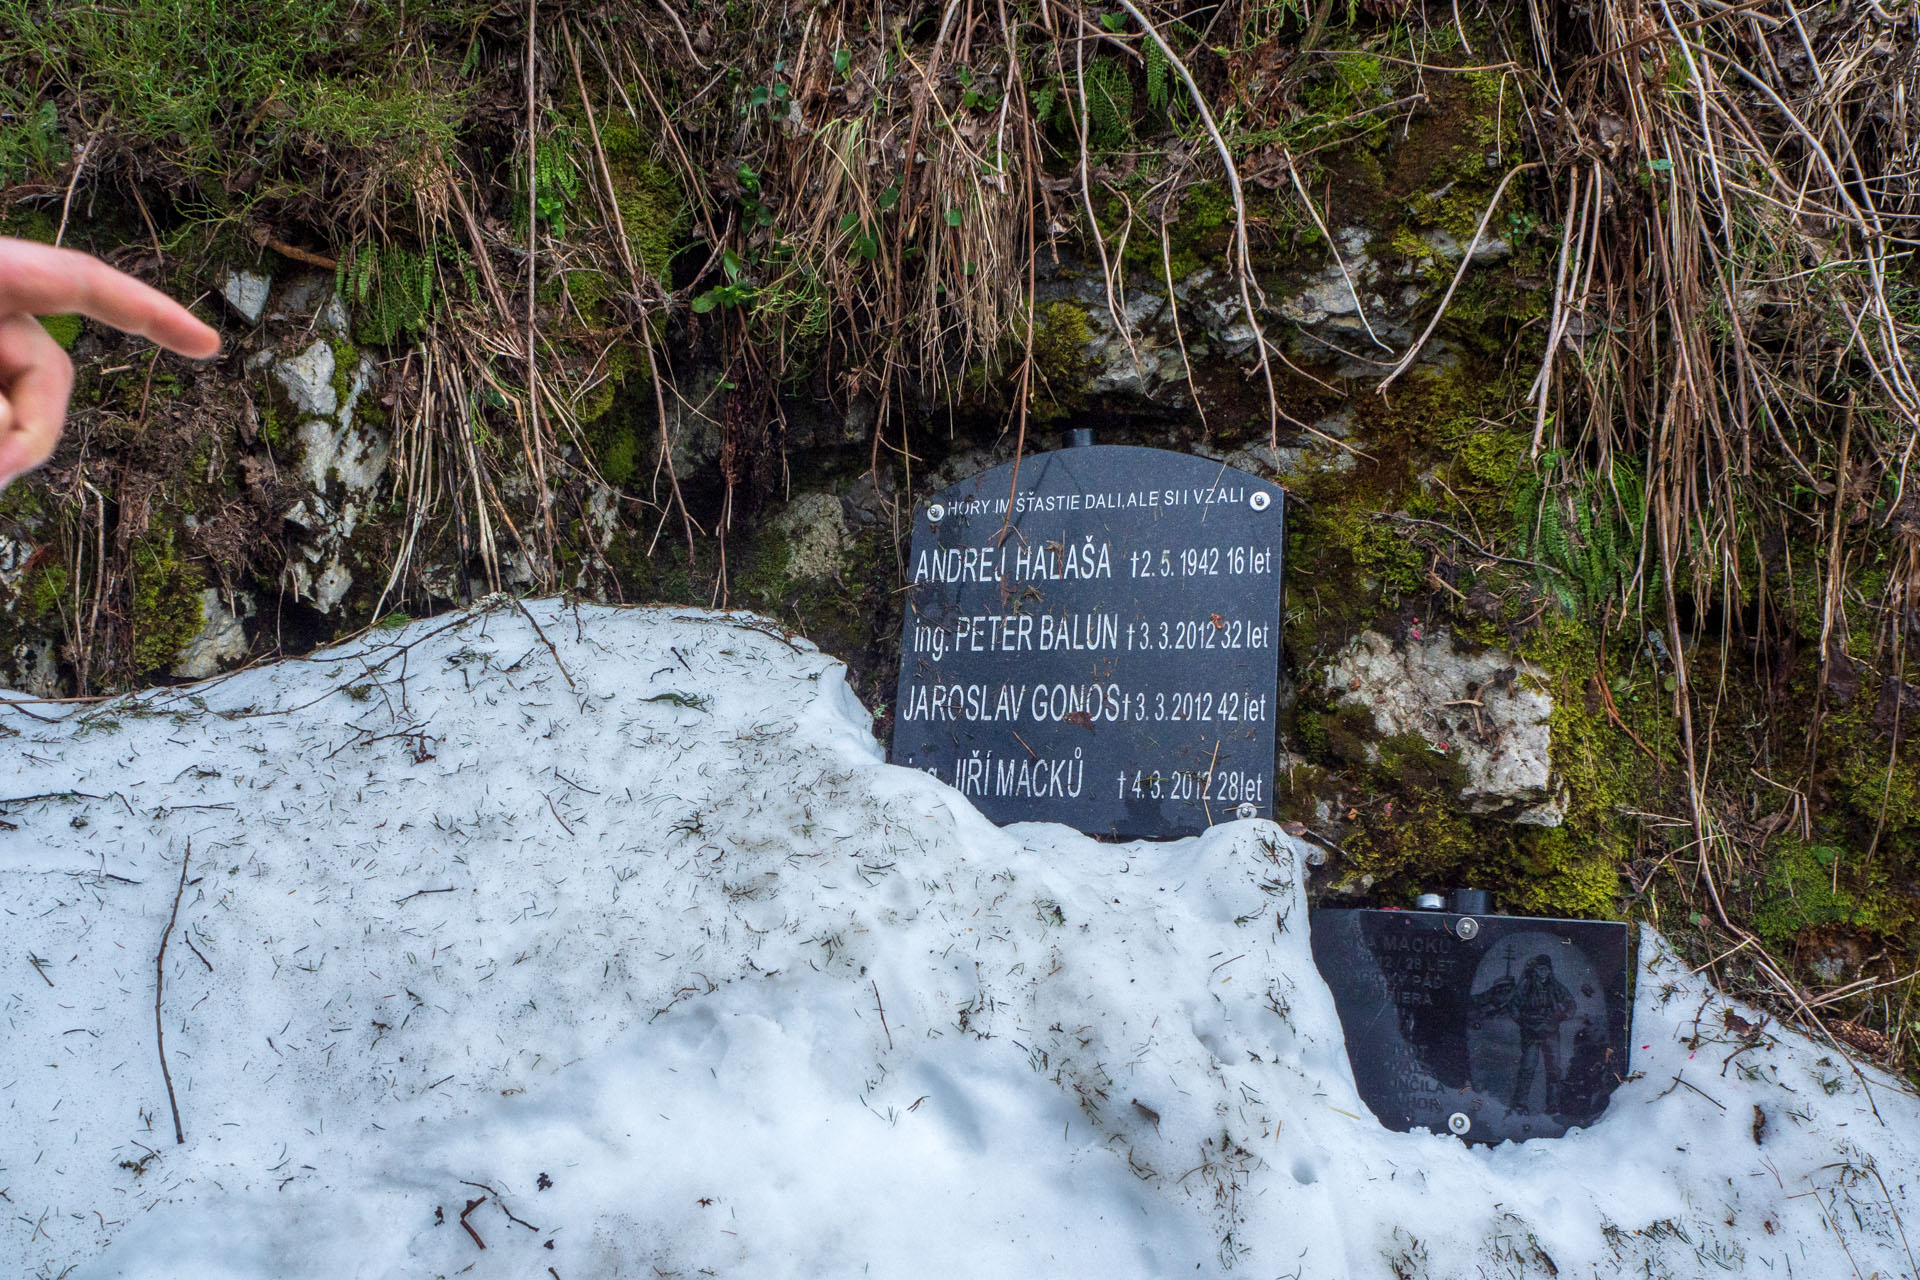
[171,589,252,680]
[8,638,61,698]
[219,269,272,324]
[774,493,849,581]
[262,322,387,617]
[273,340,338,417]
[1325,628,1564,825]
[272,272,345,331]
[290,557,354,614]
[1423,230,1513,264]
[0,534,35,593]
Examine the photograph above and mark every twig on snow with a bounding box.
[156,841,192,1145]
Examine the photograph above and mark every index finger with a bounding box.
[0,237,221,359]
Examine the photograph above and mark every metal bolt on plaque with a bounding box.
[889,444,1285,839]
[1310,889,1634,1144]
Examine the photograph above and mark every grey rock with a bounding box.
[272,272,337,325]
[774,493,849,581]
[421,563,462,601]
[1423,230,1513,264]
[661,370,726,478]
[296,411,389,496]
[220,270,272,324]
[844,470,896,528]
[8,638,61,698]
[0,534,35,593]
[1325,629,1564,826]
[274,340,338,417]
[171,589,251,680]
[289,558,354,614]
[320,294,351,337]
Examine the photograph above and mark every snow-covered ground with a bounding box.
[3,599,1917,1280]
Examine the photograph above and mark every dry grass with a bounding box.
[1506,0,1920,1066]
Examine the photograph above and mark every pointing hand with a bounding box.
[0,237,222,486]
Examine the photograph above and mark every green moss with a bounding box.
[0,478,46,524]
[1339,781,1478,893]
[1129,180,1235,280]
[600,120,690,283]
[258,393,288,450]
[603,523,703,606]
[0,207,58,243]
[598,430,640,489]
[1375,731,1470,794]
[1832,725,1920,865]
[1754,842,1866,948]
[1505,616,1660,918]
[1297,52,1389,148]
[1453,425,1528,494]
[1316,506,1427,599]
[1492,826,1622,920]
[578,343,638,427]
[130,532,204,675]
[566,268,616,326]
[1293,709,1330,761]
[1028,301,1094,414]
[731,530,793,608]
[21,561,69,627]
[38,315,82,350]
[1319,701,1381,766]
[328,337,361,411]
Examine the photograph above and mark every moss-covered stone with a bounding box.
[130,532,205,675]
[599,120,691,284]
[1754,842,1869,948]
[1027,301,1094,417]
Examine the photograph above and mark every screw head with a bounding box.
[1448,1112,1472,1136]
[926,503,946,524]
[1235,802,1258,820]
[1454,916,1480,941]
[1250,491,1272,512]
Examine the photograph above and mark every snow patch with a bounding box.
[0,601,1914,1280]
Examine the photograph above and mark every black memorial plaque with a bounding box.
[1310,909,1634,1143]
[889,445,1284,838]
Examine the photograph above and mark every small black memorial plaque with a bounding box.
[1310,906,1634,1143]
[889,444,1284,839]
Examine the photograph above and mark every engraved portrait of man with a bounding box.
[1484,954,1576,1110]
[1468,938,1598,1119]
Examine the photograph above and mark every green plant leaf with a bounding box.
[833,48,851,74]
